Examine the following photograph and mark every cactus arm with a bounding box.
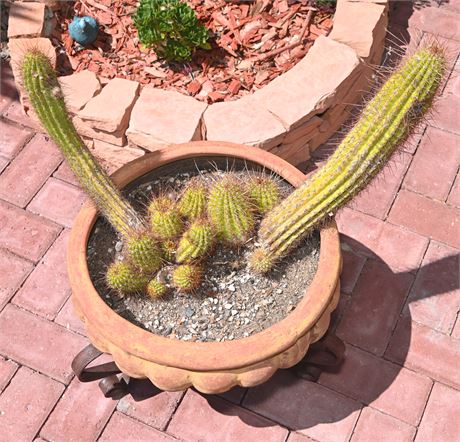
[253,45,445,269]
[22,51,144,236]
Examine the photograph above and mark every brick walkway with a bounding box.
[0,2,459,441]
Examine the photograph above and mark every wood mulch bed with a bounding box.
[53,0,334,103]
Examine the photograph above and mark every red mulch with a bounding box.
[53,0,334,103]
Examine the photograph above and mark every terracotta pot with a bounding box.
[68,141,342,394]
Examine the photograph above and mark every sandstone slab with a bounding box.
[58,71,101,113]
[78,78,139,133]
[73,116,126,146]
[8,2,47,39]
[330,0,388,62]
[204,94,286,149]
[127,87,207,151]
[90,139,144,174]
[253,36,362,130]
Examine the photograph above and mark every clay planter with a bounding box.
[68,141,342,394]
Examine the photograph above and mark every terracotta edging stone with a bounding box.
[68,141,342,393]
[7,0,389,166]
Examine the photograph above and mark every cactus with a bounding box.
[251,44,446,272]
[178,180,207,220]
[106,261,149,293]
[127,234,162,274]
[247,176,280,214]
[172,264,203,292]
[162,239,177,262]
[149,196,184,240]
[147,278,168,299]
[21,50,144,236]
[176,219,214,264]
[207,176,254,244]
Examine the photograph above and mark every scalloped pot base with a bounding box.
[8,0,388,168]
[67,142,342,393]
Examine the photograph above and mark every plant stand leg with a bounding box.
[290,333,345,382]
[71,344,161,400]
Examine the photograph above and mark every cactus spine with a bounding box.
[251,44,446,272]
[247,176,280,214]
[149,196,184,240]
[207,176,254,244]
[106,262,149,293]
[21,50,144,236]
[147,278,167,299]
[127,234,162,274]
[172,264,203,292]
[178,180,207,220]
[176,219,214,264]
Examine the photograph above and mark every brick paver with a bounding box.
[243,371,360,442]
[0,134,62,207]
[169,389,289,442]
[27,177,87,228]
[0,305,87,384]
[0,367,64,442]
[0,248,34,311]
[0,120,31,160]
[319,345,432,426]
[0,200,61,262]
[13,230,71,319]
[1,2,459,441]
[337,259,414,356]
[415,382,460,442]
[351,407,416,442]
[40,376,117,442]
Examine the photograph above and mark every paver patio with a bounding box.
[0,1,459,441]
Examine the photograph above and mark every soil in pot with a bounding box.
[87,157,320,342]
[53,0,335,102]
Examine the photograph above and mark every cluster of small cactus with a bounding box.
[103,172,282,295]
[22,43,446,302]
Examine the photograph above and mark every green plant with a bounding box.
[147,278,168,298]
[106,262,149,293]
[207,176,254,244]
[149,196,184,240]
[133,0,210,61]
[247,176,280,215]
[178,179,207,220]
[172,264,203,291]
[250,44,446,272]
[176,219,214,263]
[162,239,178,262]
[21,51,143,237]
[127,234,163,274]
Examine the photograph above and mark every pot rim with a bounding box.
[68,141,341,372]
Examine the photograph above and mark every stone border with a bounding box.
[7,0,388,166]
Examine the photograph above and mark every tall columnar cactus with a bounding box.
[176,219,214,264]
[251,44,446,273]
[178,179,207,220]
[207,176,254,244]
[21,50,144,236]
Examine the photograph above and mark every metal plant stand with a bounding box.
[71,333,345,400]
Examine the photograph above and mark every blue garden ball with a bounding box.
[69,16,99,46]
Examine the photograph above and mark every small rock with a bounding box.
[115,241,123,252]
[185,307,195,318]
[224,303,233,310]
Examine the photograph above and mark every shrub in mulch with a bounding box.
[52,0,335,102]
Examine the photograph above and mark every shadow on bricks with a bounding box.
[189,236,458,432]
